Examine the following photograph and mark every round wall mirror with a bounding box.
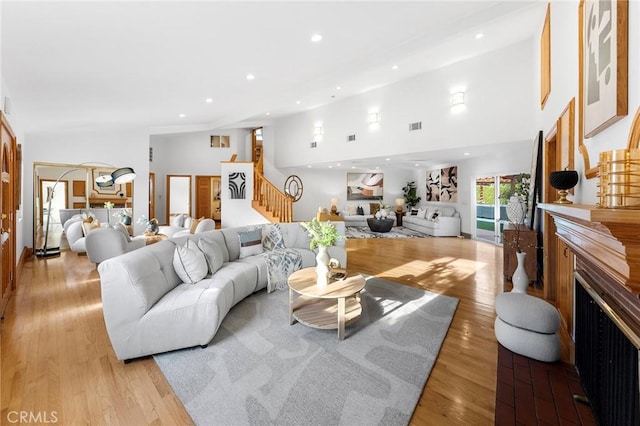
[284,175,303,202]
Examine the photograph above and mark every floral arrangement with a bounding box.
[515,173,531,203]
[300,218,343,249]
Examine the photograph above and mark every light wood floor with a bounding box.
[1,237,503,425]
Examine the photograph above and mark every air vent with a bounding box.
[149,147,153,162]
[310,141,317,148]
[347,134,356,142]
[409,122,422,131]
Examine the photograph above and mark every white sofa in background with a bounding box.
[97,222,346,361]
[402,205,460,237]
[158,214,216,238]
[59,208,116,227]
[340,203,396,227]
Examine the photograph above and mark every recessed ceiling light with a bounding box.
[392,65,399,70]
[178,113,186,118]
[336,86,341,91]
[246,73,255,80]
[336,163,341,166]
[328,165,333,169]
[385,158,391,161]
[265,112,271,116]
[375,166,380,170]
[296,100,301,105]
[464,152,470,156]
[307,165,312,168]
[351,166,356,169]
[311,33,323,43]
[205,98,213,103]
[415,163,420,167]
[475,33,484,39]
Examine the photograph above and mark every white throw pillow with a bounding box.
[197,238,224,275]
[183,216,193,230]
[173,240,208,284]
[417,208,428,219]
[238,228,264,258]
[170,213,185,228]
[347,205,357,216]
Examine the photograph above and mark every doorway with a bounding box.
[149,172,155,222]
[166,175,191,224]
[474,174,522,244]
[195,175,221,226]
[38,179,68,249]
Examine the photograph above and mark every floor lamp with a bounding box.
[35,164,136,258]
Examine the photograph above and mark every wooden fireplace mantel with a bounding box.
[539,203,640,294]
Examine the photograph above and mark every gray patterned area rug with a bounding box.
[154,276,458,426]
[345,226,429,239]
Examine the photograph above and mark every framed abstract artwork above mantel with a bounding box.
[581,0,628,138]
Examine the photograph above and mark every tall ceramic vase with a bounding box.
[316,245,330,287]
[511,251,529,293]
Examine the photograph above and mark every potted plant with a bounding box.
[402,181,421,209]
[300,218,343,287]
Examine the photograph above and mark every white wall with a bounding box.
[541,0,640,204]
[274,40,537,169]
[23,127,150,246]
[220,161,268,228]
[150,128,250,223]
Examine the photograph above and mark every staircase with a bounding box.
[252,157,294,223]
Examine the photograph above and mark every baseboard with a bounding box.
[460,232,471,239]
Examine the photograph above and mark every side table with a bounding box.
[396,211,405,227]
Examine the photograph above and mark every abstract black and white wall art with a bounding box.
[440,166,458,202]
[426,170,440,202]
[228,172,246,199]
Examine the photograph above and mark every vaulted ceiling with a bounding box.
[2,1,545,137]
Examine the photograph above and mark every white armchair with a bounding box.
[65,220,88,254]
[85,226,146,264]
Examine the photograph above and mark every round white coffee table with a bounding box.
[288,267,365,340]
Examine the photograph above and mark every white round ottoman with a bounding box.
[494,292,561,362]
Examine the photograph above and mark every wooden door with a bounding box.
[195,175,221,220]
[195,176,212,218]
[149,172,155,222]
[0,112,17,316]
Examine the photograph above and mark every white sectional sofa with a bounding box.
[97,222,346,361]
[402,205,461,237]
